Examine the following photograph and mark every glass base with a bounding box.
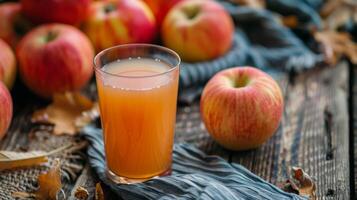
[106,168,172,184]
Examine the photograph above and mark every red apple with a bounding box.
[82,0,156,52]
[200,67,284,151]
[0,2,33,48]
[0,39,17,89]
[162,0,234,62]
[0,81,13,140]
[17,24,94,98]
[143,0,182,27]
[21,0,91,25]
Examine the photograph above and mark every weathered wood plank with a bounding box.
[229,63,350,199]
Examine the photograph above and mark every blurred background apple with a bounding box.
[200,67,284,151]
[0,2,33,48]
[0,39,16,89]
[82,0,156,52]
[17,24,94,98]
[0,81,13,141]
[21,0,91,25]
[143,0,182,28]
[162,0,234,62]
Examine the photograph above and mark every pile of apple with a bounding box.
[0,0,283,151]
[0,0,234,138]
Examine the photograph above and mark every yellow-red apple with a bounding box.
[200,67,284,151]
[17,24,94,98]
[143,0,182,27]
[82,0,156,52]
[0,2,33,48]
[21,0,91,25]
[0,39,17,89]
[0,81,13,140]
[162,0,234,62]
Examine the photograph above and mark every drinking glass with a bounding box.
[94,44,180,184]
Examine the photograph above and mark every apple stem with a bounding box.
[46,31,57,42]
[182,6,200,20]
[232,76,250,88]
[104,4,116,14]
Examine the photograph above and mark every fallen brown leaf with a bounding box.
[292,167,316,199]
[95,183,104,200]
[0,144,71,171]
[229,0,265,9]
[32,92,99,135]
[279,179,299,195]
[314,31,357,65]
[320,0,357,30]
[281,167,316,200]
[12,159,63,200]
[75,186,89,200]
[0,151,47,171]
[75,103,100,129]
[36,159,63,200]
[320,0,344,18]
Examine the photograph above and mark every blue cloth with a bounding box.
[82,126,307,200]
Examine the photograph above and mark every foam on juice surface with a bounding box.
[101,58,173,90]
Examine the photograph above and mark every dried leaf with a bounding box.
[320,0,357,30]
[36,159,62,200]
[292,167,316,199]
[314,31,357,65]
[75,186,89,200]
[0,151,47,171]
[32,92,98,135]
[75,103,100,129]
[320,0,344,18]
[229,0,265,9]
[95,183,104,200]
[279,179,299,195]
[281,167,316,200]
[0,144,70,171]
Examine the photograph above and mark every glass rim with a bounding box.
[93,43,181,79]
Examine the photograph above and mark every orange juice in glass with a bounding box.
[94,44,180,184]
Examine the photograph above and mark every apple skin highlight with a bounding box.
[200,67,284,151]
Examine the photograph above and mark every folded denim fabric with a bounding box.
[82,126,307,200]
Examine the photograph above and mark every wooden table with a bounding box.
[0,62,355,200]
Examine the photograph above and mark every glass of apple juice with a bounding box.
[94,44,180,184]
